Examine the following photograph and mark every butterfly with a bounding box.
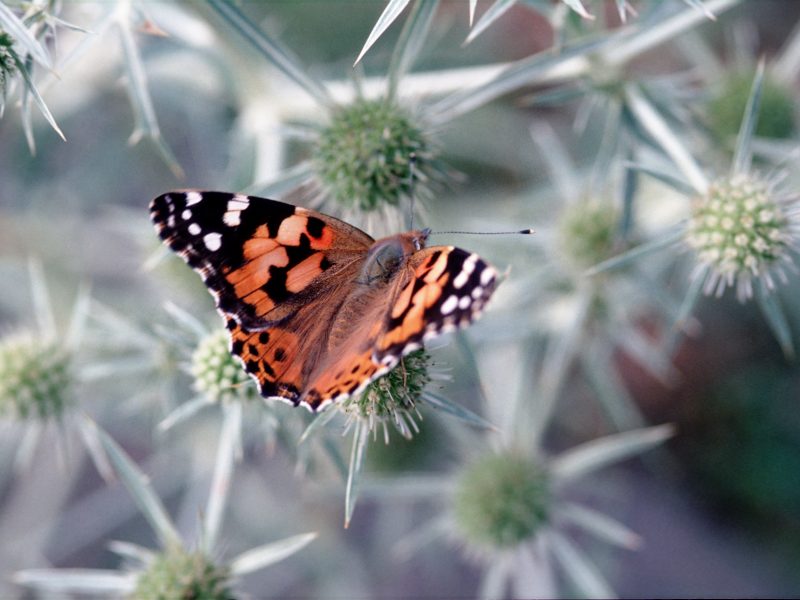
[150,191,498,411]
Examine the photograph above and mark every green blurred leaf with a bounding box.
[731,60,765,176]
[345,420,370,527]
[355,0,411,66]
[550,424,674,483]
[12,52,65,147]
[89,418,182,549]
[208,0,333,109]
[465,0,515,44]
[387,0,438,99]
[547,530,617,599]
[13,569,136,594]
[158,396,210,432]
[427,33,612,124]
[230,532,317,576]
[116,18,183,178]
[584,226,685,277]
[755,279,795,359]
[422,391,496,430]
[561,0,593,19]
[625,85,707,194]
[623,162,698,198]
[0,2,52,69]
[203,402,241,554]
[559,502,642,549]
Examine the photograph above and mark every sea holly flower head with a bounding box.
[453,451,551,553]
[558,200,622,274]
[708,70,796,141]
[313,98,437,213]
[686,174,799,301]
[0,30,15,97]
[438,425,674,598]
[15,419,316,598]
[0,261,88,431]
[340,349,431,441]
[0,331,73,420]
[132,547,232,600]
[191,328,259,405]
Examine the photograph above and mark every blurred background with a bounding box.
[1,1,799,598]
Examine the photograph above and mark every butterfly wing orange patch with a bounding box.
[376,246,498,362]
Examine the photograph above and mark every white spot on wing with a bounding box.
[402,342,421,354]
[223,211,241,227]
[188,223,201,236]
[422,330,439,341]
[453,270,469,289]
[458,296,471,310]
[480,267,495,286]
[440,295,458,315]
[185,191,202,206]
[203,232,222,251]
[464,254,477,273]
[181,209,192,220]
[227,197,249,211]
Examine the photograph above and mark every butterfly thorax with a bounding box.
[322,230,428,355]
[359,230,429,285]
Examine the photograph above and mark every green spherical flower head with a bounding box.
[0,332,73,420]
[454,452,550,551]
[313,99,435,212]
[132,548,232,600]
[0,31,16,95]
[558,201,619,271]
[709,70,796,140]
[191,328,257,404]
[342,349,430,433]
[687,175,791,299]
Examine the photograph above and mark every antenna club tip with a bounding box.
[520,228,535,234]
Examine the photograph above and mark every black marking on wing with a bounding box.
[150,191,326,327]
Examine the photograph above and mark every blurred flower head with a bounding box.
[340,348,431,442]
[453,450,550,555]
[0,331,73,421]
[0,262,87,431]
[132,547,232,600]
[0,30,15,98]
[191,327,259,405]
[313,98,437,213]
[687,173,800,301]
[708,69,796,141]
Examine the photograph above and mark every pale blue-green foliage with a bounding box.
[2,1,800,599]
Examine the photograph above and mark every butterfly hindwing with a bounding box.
[297,246,499,410]
[150,191,373,328]
[376,246,498,362]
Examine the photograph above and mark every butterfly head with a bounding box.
[415,227,431,250]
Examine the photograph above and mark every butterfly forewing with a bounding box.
[150,191,372,328]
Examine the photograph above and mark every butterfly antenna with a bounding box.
[430,228,535,236]
[408,152,417,230]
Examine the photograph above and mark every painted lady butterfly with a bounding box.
[150,191,498,411]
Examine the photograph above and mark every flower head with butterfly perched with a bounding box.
[150,190,502,411]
